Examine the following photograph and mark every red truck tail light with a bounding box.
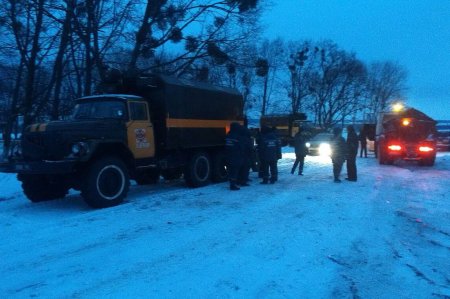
[419,146,434,152]
[388,144,402,151]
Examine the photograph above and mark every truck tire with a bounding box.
[135,169,160,185]
[211,151,228,182]
[18,174,69,202]
[184,152,211,187]
[81,156,130,208]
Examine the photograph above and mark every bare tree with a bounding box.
[0,0,59,153]
[365,61,408,116]
[253,38,285,115]
[285,41,315,114]
[309,41,367,128]
[70,0,136,95]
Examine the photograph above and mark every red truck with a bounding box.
[376,107,437,166]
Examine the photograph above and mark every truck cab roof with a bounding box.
[78,94,144,102]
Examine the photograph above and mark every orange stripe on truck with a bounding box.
[166,118,243,132]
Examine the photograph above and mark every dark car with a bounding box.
[436,131,450,151]
[306,133,333,156]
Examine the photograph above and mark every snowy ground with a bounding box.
[1,149,449,298]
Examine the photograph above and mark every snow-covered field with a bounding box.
[1,149,449,298]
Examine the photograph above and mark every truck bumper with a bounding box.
[0,160,77,174]
[387,151,434,161]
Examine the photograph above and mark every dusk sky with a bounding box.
[261,0,450,120]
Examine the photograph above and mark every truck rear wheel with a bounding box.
[211,151,228,182]
[184,152,211,187]
[81,156,130,208]
[18,174,69,202]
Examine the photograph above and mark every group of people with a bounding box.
[290,125,361,183]
[330,125,359,183]
[225,122,364,190]
[225,123,281,191]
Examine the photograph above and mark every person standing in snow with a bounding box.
[258,126,281,184]
[330,127,346,183]
[272,127,283,161]
[291,130,308,175]
[359,128,368,158]
[346,125,359,181]
[225,122,244,190]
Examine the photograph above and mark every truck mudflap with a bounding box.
[0,160,77,174]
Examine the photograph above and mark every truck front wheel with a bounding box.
[18,174,69,202]
[81,156,130,208]
[184,152,211,187]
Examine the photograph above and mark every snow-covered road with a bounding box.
[1,151,449,298]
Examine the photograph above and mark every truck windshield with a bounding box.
[72,101,126,120]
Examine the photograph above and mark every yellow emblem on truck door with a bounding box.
[126,101,155,159]
[134,128,150,149]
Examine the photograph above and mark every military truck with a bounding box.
[0,74,244,208]
[376,107,437,166]
[260,113,307,146]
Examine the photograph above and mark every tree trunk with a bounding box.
[51,0,74,120]
[261,75,268,116]
[2,59,25,158]
[23,0,45,127]
[128,1,154,70]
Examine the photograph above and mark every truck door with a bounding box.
[126,101,155,158]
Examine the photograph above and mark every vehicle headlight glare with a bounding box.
[306,142,311,148]
[319,143,331,156]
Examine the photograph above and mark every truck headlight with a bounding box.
[71,142,89,156]
[306,142,311,148]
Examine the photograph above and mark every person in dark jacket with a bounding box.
[272,126,283,161]
[330,127,346,183]
[259,126,280,184]
[237,125,253,186]
[225,122,244,190]
[359,129,368,158]
[291,130,308,175]
[346,125,359,181]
